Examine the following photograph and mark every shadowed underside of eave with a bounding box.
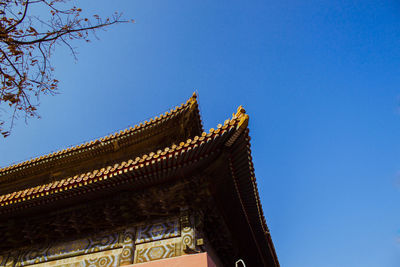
[0,93,203,195]
[0,102,280,267]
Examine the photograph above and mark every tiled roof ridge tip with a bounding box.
[0,93,200,174]
[0,105,249,207]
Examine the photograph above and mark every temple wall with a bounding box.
[127,253,216,267]
[0,212,219,267]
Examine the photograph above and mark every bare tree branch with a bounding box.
[0,0,131,137]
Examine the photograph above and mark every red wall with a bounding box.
[126,253,217,267]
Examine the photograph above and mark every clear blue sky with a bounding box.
[1,1,400,266]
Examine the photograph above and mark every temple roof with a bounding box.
[0,97,279,267]
[0,108,247,208]
[0,93,203,195]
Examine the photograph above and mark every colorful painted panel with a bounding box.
[133,213,199,264]
[83,253,120,267]
[25,248,123,267]
[134,237,182,264]
[20,233,121,266]
[0,228,135,266]
[0,216,200,266]
[181,223,196,251]
[119,229,135,266]
[135,219,180,244]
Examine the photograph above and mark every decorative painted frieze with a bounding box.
[134,237,182,264]
[135,218,180,244]
[133,211,203,264]
[0,214,205,266]
[119,229,135,266]
[0,228,135,267]
[20,248,123,267]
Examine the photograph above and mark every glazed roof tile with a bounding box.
[0,105,279,266]
[0,93,201,178]
[0,107,248,208]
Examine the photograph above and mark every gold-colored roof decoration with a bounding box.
[0,97,280,267]
[0,93,201,177]
[0,110,243,207]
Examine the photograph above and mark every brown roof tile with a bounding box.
[0,103,278,266]
[0,93,202,177]
[0,111,245,208]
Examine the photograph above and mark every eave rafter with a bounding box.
[0,102,280,267]
[0,108,246,210]
[0,93,202,179]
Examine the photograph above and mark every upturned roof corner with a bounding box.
[0,95,279,267]
[0,94,203,194]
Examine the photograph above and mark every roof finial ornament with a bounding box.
[188,91,198,108]
[232,105,249,130]
[225,106,249,147]
[233,105,246,119]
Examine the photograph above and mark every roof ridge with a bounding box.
[0,93,200,175]
[0,107,246,207]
